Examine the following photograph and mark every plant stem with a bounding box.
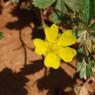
[40,9,45,28]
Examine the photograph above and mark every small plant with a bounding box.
[7,0,95,79]
[33,24,77,69]
[32,0,95,79]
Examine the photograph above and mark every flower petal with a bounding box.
[58,30,77,46]
[58,47,77,62]
[45,24,58,43]
[33,39,47,55]
[44,52,60,69]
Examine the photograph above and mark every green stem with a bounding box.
[40,9,45,28]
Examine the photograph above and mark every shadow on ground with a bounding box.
[0,68,28,95]
[0,60,44,95]
[0,59,77,95]
[5,4,40,30]
[36,67,76,95]
[5,4,46,40]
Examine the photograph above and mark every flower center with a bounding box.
[47,42,58,53]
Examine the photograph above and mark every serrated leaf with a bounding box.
[77,47,84,62]
[89,62,94,68]
[78,58,94,79]
[79,59,87,79]
[32,0,56,9]
[64,0,95,24]
[50,0,67,24]
[55,0,67,13]
[80,0,94,24]
[77,62,83,72]
[85,39,92,53]
[86,64,93,77]
[63,0,81,12]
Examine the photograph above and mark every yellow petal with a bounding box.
[58,30,77,46]
[58,47,77,62]
[44,52,60,69]
[33,39,47,55]
[45,24,58,43]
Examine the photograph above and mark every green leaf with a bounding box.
[32,0,56,9]
[86,64,93,77]
[50,0,67,24]
[55,0,67,13]
[79,59,87,79]
[0,32,3,40]
[77,62,83,72]
[77,47,84,62]
[77,58,94,79]
[63,0,95,24]
[85,39,92,53]
[80,0,95,24]
[90,22,95,30]
[63,0,81,12]
[89,62,94,68]
[50,12,61,24]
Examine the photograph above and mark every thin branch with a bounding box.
[17,30,27,66]
[40,9,45,28]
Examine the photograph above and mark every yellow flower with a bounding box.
[33,24,77,69]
